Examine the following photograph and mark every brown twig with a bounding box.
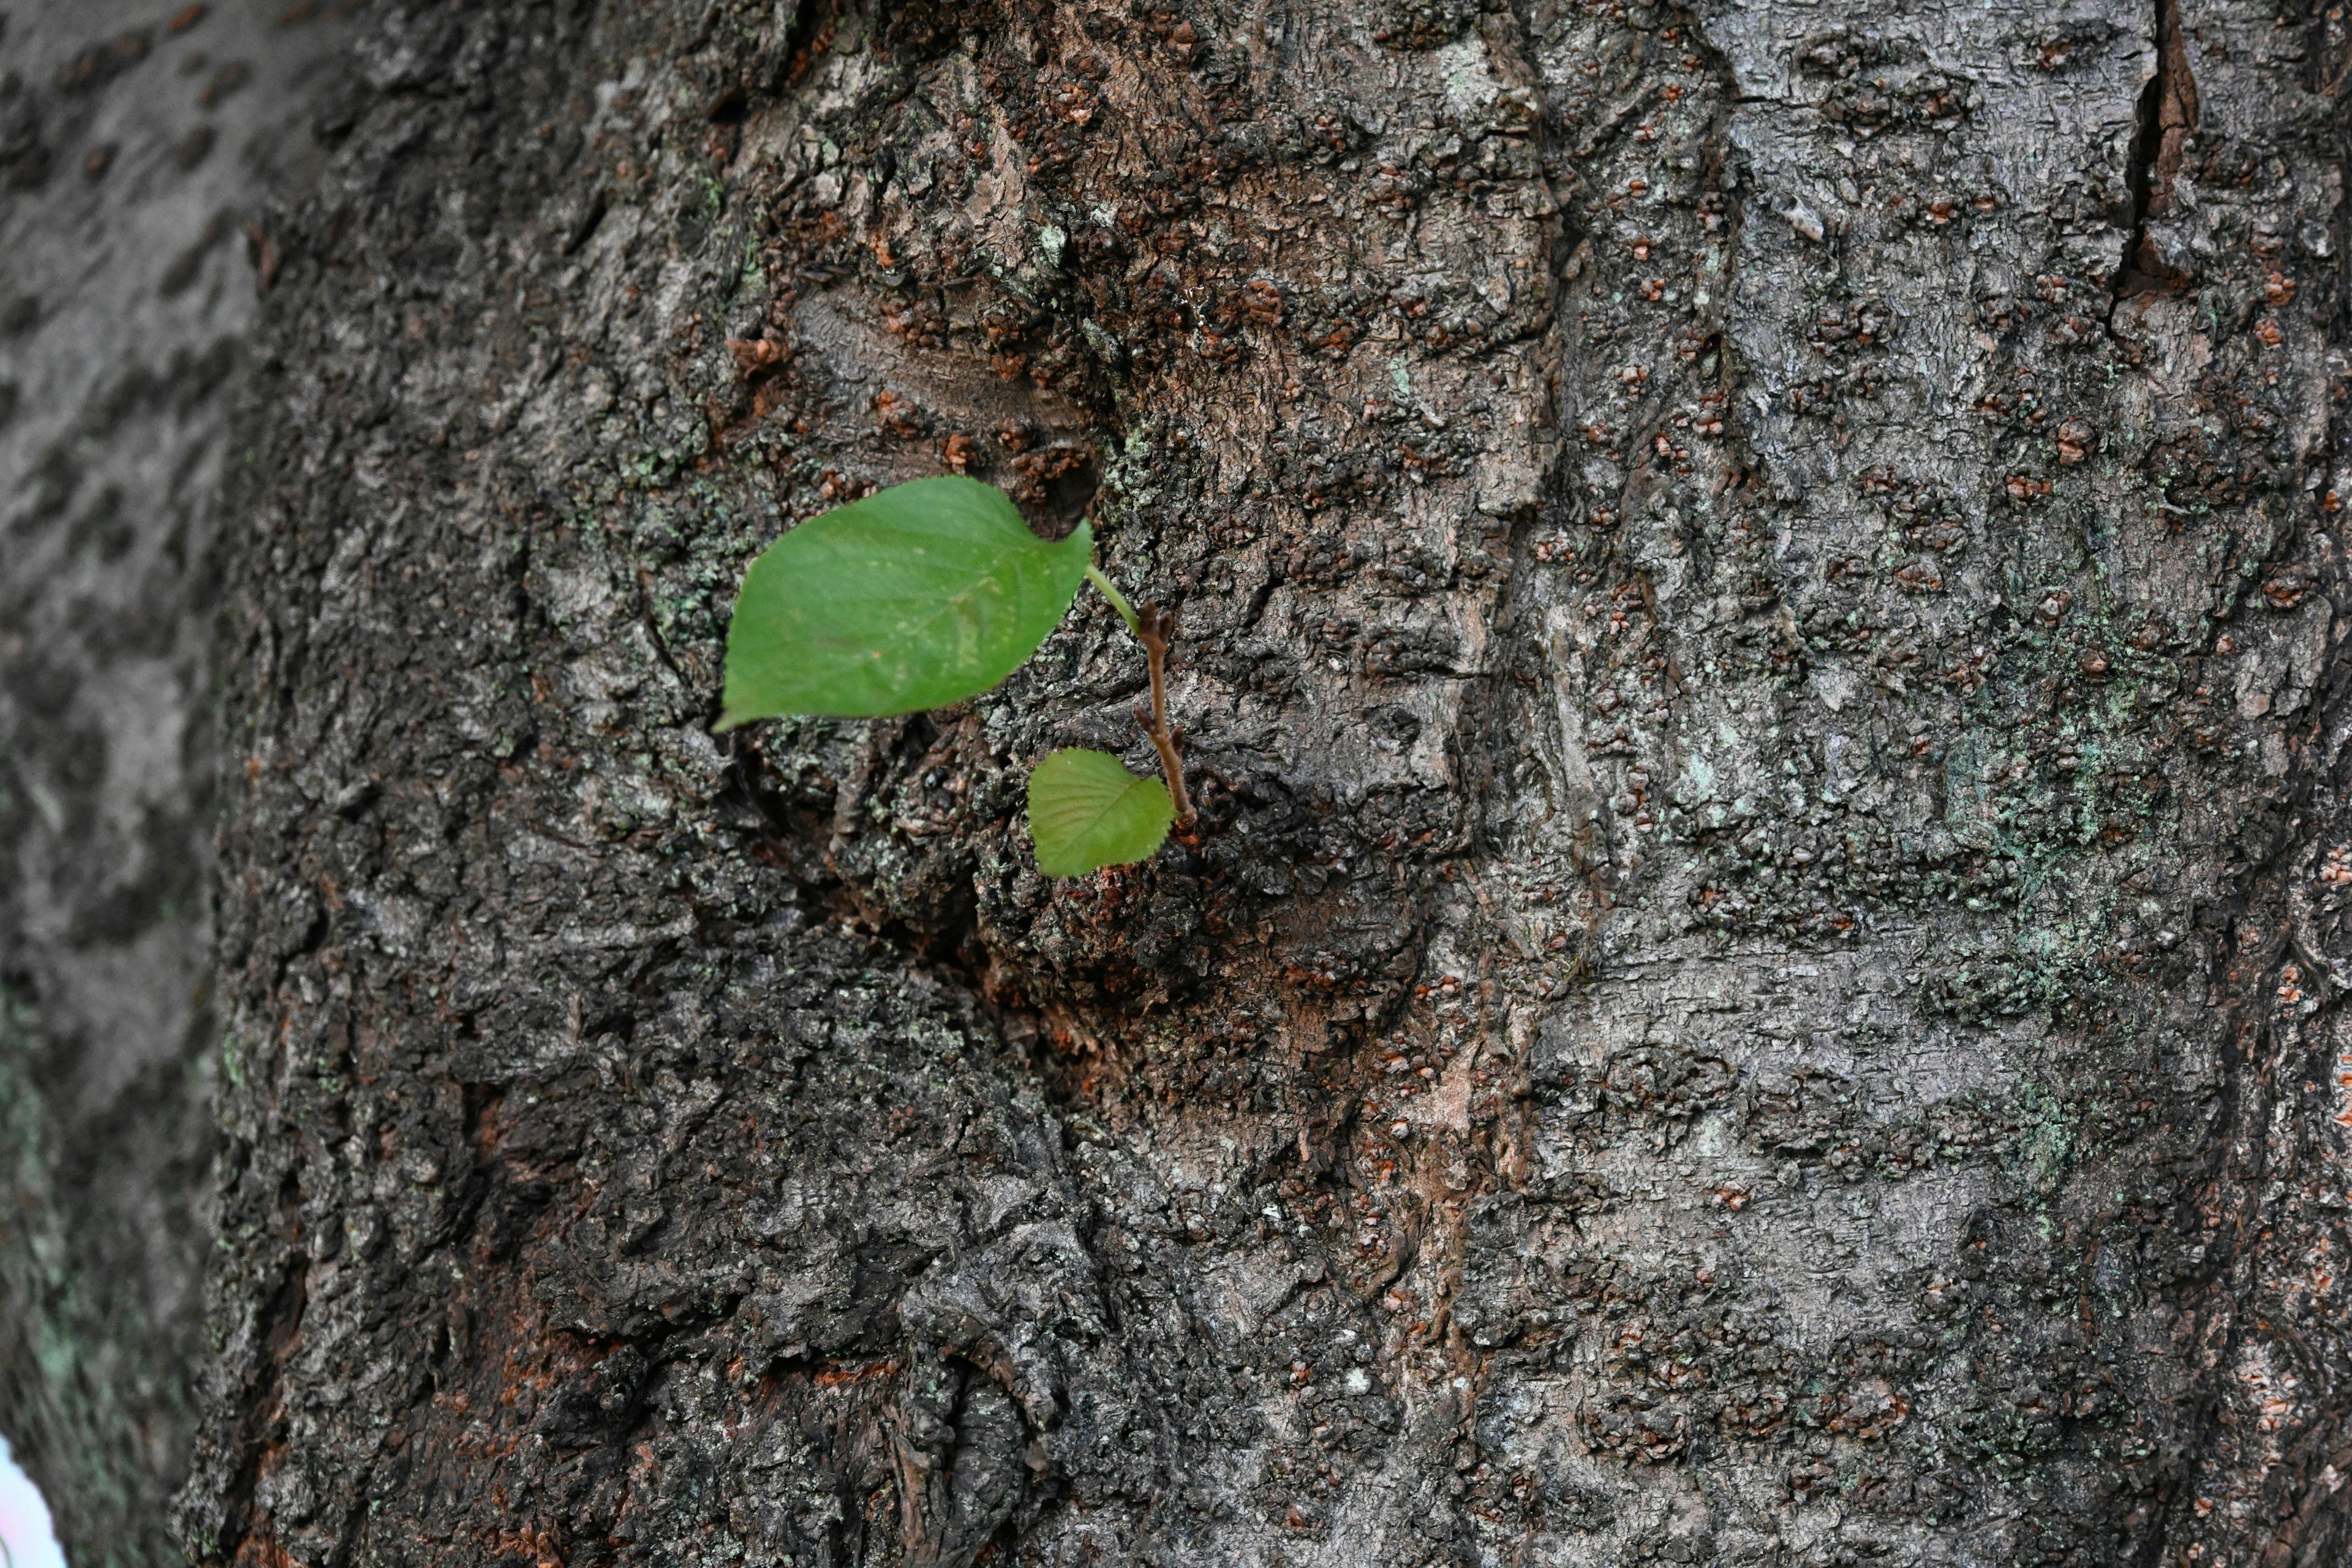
[1131,603,1194,826]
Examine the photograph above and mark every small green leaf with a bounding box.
[720,476,1092,725]
[1027,748,1174,876]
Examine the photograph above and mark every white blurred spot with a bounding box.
[0,1433,66,1568]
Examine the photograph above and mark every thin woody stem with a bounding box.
[1132,603,1194,826]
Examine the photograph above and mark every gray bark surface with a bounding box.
[0,3,354,1562]
[6,0,2352,1563]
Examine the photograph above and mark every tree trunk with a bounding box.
[0,5,356,1564]
[8,0,2352,1561]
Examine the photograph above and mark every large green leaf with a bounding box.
[720,477,1093,724]
[1027,748,1174,876]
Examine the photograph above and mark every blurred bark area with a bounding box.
[0,2,355,1562]
[9,0,2352,1564]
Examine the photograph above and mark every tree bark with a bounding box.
[0,4,356,1563]
[7,0,2352,1562]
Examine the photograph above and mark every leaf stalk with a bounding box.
[1085,563,1142,634]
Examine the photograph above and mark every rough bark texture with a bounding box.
[6,0,2352,1562]
[0,3,355,1562]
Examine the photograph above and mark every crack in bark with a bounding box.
[2114,0,2201,302]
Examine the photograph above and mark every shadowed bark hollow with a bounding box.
[7,0,2352,1563]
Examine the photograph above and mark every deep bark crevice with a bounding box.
[2113,0,2200,303]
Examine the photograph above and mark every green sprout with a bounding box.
[718,476,1192,875]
